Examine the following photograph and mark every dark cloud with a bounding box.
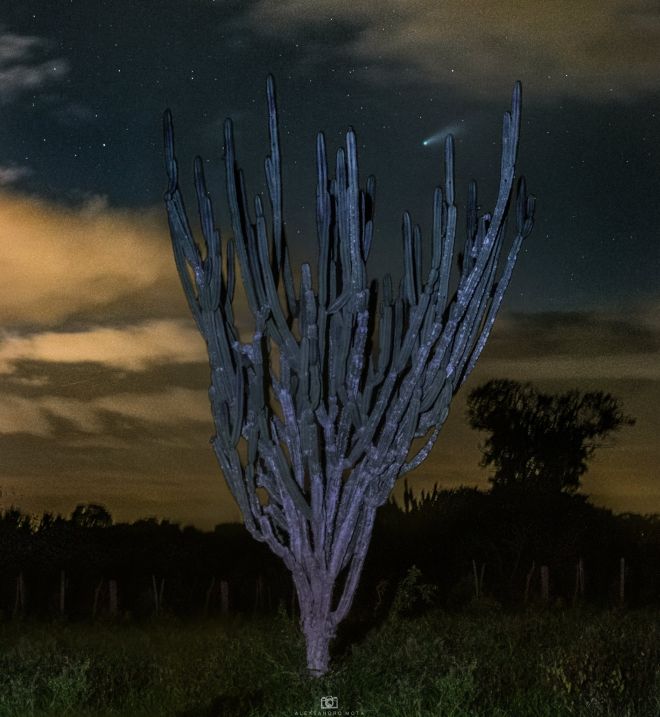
[0,164,32,186]
[483,308,660,362]
[1,360,209,400]
[244,0,660,101]
[0,29,69,103]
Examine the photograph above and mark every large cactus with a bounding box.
[163,76,534,676]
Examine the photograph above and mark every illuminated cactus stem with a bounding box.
[163,75,535,676]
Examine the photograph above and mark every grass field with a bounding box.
[0,604,659,716]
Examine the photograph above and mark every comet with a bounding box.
[422,122,464,147]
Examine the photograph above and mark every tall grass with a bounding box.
[0,604,659,716]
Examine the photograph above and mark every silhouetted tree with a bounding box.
[70,504,113,529]
[163,76,534,675]
[467,379,635,493]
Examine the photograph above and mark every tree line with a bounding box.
[1,490,657,620]
[0,380,647,620]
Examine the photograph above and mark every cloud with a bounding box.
[0,394,52,436]
[0,165,32,186]
[0,30,69,102]
[96,388,212,425]
[0,319,206,374]
[0,31,40,63]
[478,306,660,381]
[0,191,178,325]
[485,308,660,358]
[481,352,660,382]
[39,396,105,433]
[0,187,260,330]
[246,0,660,100]
[0,387,211,437]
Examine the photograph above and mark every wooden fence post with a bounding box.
[59,570,66,617]
[92,578,103,619]
[573,558,585,605]
[204,577,215,617]
[159,577,165,612]
[540,565,550,603]
[524,562,535,604]
[220,580,229,615]
[13,572,25,618]
[152,574,159,615]
[151,575,165,615]
[472,560,486,600]
[109,579,118,616]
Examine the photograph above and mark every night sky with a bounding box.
[0,1,658,528]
